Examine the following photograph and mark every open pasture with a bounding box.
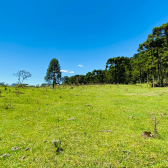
[1,84,168,167]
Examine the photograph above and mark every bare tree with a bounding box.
[13,70,32,84]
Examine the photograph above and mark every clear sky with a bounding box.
[1,0,168,85]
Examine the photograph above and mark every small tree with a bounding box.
[13,70,32,84]
[44,58,62,88]
[62,76,70,84]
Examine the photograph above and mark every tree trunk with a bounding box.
[52,81,55,88]
[160,63,163,87]
[52,75,56,88]
[140,69,141,84]
[53,78,56,88]
[164,68,167,86]
[152,59,154,87]
[157,59,160,86]
[157,47,160,87]
[152,49,155,87]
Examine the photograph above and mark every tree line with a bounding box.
[4,22,168,88]
[62,22,168,87]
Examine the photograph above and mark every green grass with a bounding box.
[1,84,168,167]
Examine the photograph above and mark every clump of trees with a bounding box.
[7,23,168,87]
[62,22,168,87]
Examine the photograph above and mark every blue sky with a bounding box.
[1,0,168,85]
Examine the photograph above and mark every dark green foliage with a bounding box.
[52,140,63,154]
[136,23,168,87]
[62,76,70,85]
[62,22,168,86]
[45,58,61,88]
[41,83,51,87]
[106,57,131,84]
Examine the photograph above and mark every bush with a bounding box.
[36,84,40,88]
[150,82,158,87]
[15,84,28,88]
[164,82,168,87]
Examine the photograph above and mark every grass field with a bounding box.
[1,84,168,167]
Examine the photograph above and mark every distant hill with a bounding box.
[10,83,18,87]
[0,82,5,86]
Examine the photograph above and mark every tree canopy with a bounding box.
[62,22,168,87]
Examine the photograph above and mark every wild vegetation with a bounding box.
[1,84,168,167]
[62,23,168,87]
[1,22,168,167]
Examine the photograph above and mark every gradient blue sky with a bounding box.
[1,0,168,85]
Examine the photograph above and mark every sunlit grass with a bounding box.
[1,84,168,167]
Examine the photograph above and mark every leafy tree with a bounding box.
[62,76,70,85]
[63,22,168,87]
[45,58,61,88]
[92,70,106,83]
[41,83,51,87]
[67,75,86,85]
[106,57,131,84]
[13,70,32,84]
[85,72,93,84]
[153,23,168,86]
[104,69,114,84]
[137,35,156,87]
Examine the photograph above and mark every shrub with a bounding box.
[150,82,158,87]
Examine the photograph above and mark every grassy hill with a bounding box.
[1,84,168,167]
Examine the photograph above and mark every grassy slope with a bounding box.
[0,84,168,167]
